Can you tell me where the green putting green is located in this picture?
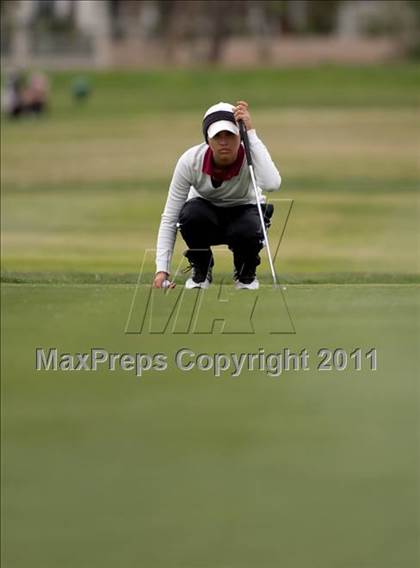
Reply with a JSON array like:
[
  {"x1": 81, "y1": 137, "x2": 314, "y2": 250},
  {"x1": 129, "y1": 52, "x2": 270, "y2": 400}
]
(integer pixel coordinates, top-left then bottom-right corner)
[{"x1": 2, "y1": 283, "x2": 419, "y2": 567}]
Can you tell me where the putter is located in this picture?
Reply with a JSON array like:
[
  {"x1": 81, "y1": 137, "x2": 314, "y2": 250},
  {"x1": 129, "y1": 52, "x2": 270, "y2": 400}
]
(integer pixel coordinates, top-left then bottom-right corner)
[{"x1": 238, "y1": 120, "x2": 278, "y2": 287}]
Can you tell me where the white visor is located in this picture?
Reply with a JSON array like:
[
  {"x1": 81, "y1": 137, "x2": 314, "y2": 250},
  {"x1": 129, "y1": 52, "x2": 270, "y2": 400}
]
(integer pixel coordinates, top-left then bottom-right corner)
[{"x1": 207, "y1": 120, "x2": 239, "y2": 139}]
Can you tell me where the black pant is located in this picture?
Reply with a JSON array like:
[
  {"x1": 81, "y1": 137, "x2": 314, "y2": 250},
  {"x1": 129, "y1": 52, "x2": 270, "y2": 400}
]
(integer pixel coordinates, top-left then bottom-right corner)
[{"x1": 178, "y1": 197, "x2": 263, "y2": 275}]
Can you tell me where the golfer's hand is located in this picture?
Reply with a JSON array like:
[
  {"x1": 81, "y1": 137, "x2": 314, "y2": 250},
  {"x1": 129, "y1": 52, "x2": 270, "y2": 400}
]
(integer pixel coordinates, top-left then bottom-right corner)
[
  {"x1": 234, "y1": 101, "x2": 253, "y2": 131},
  {"x1": 153, "y1": 271, "x2": 176, "y2": 289}
]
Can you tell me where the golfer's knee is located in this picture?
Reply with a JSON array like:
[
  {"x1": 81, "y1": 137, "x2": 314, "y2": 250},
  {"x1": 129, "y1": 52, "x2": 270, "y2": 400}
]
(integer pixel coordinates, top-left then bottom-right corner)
[
  {"x1": 227, "y1": 226, "x2": 263, "y2": 247},
  {"x1": 179, "y1": 215, "x2": 211, "y2": 236},
  {"x1": 179, "y1": 202, "x2": 216, "y2": 233}
]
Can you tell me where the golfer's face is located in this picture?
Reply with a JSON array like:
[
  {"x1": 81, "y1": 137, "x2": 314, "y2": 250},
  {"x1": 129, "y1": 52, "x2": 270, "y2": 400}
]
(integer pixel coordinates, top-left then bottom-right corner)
[{"x1": 209, "y1": 131, "x2": 241, "y2": 166}]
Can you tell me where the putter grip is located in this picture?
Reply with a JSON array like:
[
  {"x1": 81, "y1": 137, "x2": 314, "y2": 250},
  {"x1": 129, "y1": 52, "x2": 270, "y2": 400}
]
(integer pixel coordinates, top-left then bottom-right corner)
[{"x1": 238, "y1": 120, "x2": 253, "y2": 166}]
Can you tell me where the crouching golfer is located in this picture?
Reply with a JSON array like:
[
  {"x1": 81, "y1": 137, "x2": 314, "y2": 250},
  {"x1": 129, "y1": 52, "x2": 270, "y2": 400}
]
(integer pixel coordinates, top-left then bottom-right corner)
[{"x1": 153, "y1": 101, "x2": 281, "y2": 290}]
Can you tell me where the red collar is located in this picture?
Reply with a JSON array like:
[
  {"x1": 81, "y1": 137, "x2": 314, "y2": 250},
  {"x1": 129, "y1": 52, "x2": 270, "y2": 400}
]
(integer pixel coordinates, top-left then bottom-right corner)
[{"x1": 202, "y1": 145, "x2": 244, "y2": 181}]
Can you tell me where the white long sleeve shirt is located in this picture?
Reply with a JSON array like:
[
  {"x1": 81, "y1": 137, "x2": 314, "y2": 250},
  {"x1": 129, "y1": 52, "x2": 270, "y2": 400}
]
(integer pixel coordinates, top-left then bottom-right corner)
[{"x1": 155, "y1": 129, "x2": 281, "y2": 274}]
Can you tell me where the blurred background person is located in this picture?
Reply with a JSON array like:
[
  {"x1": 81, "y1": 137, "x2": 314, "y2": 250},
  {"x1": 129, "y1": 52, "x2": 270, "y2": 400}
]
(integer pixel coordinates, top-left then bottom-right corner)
[
  {"x1": 22, "y1": 70, "x2": 49, "y2": 115},
  {"x1": 2, "y1": 69, "x2": 49, "y2": 118}
]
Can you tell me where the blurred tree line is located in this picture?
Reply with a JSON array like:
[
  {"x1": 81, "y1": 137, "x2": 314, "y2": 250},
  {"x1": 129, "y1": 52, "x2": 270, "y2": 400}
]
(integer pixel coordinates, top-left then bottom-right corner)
[
  {"x1": 111, "y1": 0, "x2": 342, "y2": 62},
  {"x1": 110, "y1": 0, "x2": 420, "y2": 62},
  {"x1": 2, "y1": 0, "x2": 419, "y2": 63}
]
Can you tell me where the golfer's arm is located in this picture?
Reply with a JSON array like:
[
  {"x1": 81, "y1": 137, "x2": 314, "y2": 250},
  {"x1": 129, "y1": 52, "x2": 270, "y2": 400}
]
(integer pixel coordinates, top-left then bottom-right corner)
[
  {"x1": 156, "y1": 158, "x2": 192, "y2": 274},
  {"x1": 248, "y1": 130, "x2": 281, "y2": 191}
]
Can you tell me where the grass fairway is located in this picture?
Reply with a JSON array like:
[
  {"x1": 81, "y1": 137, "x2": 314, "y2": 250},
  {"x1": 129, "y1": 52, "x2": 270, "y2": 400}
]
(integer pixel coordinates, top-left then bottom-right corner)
[
  {"x1": 2, "y1": 65, "x2": 420, "y2": 567},
  {"x1": 2, "y1": 65, "x2": 419, "y2": 278}
]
